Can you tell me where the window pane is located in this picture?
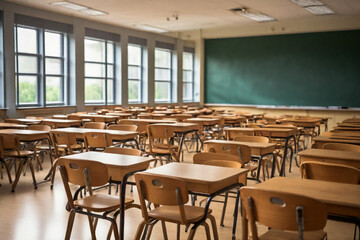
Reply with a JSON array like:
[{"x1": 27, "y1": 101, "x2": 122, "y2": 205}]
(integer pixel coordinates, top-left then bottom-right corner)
[
  {"x1": 85, "y1": 38, "x2": 105, "y2": 62},
  {"x1": 46, "y1": 77, "x2": 61, "y2": 103},
  {"x1": 18, "y1": 75, "x2": 37, "y2": 104},
  {"x1": 85, "y1": 78, "x2": 105, "y2": 102},
  {"x1": 183, "y1": 83, "x2": 193, "y2": 101},
  {"x1": 128, "y1": 80, "x2": 140, "y2": 101},
  {"x1": 107, "y1": 80, "x2": 114, "y2": 102},
  {"x1": 45, "y1": 32, "x2": 61, "y2": 57},
  {"x1": 128, "y1": 66, "x2": 140, "y2": 79},
  {"x1": 183, "y1": 52, "x2": 193, "y2": 70},
  {"x1": 155, "y1": 49, "x2": 171, "y2": 68},
  {"x1": 107, "y1": 42, "x2": 114, "y2": 63},
  {"x1": 183, "y1": 70, "x2": 193, "y2": 82},
  {"x1": 18, "y1": 55, "x2": 38, "y2": 74},
  {"x1": 107, "y1": 65, "x2": 114, "y2": 79},
  {"x1": 85, "y1": 63, "x2": 105, "y2": 78},
  {"x1": 128, "y1": 45, "x2": 141, "y2": 65},
  {"x1": 155, "y1": 81, "x2": 170, "y2": 102},
  {"x1": 46, "y1": 58, "x2": 62, "y2": 75},
  {"x1": 155, "y1": 68, "x2": 170, "y2": 81},
  {"x1": 17, "y1": 27, "x2": 37, "y2": 54}
]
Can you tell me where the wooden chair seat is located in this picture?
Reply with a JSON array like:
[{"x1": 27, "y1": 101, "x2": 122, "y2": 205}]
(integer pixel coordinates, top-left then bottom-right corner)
[
  {"x1": 74, "y1": 194, "x2": 134, "y2": 212},
  {"x1": 5, "y1": 150, "x2": 34, "y2": 157},
  {"x1": 259, "y1": 229, "x2": 327, "y2": 240},
  {"x1": 148, "y1": 205, "x2": 212, "y2": 223},
  {"x1": 154, "y1": 143, "x2": 179, "y2": 150}
]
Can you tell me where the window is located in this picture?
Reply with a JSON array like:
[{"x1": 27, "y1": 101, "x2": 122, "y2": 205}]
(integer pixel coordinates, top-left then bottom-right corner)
[
  {"x1": 15, "y1": 25, "x2": 67, "y2": 106},
  {"x1": 182, "y1": 51, "x2": 194, "y2": 102},
  {"x1": 128, "y1": 44, "x2": 143, "y2": 103},
  {"x1": 155, "y1": 48, "x2": 172, "y2": 102},
  {"x1": 84, "y1": 38, "x2": 115, "y2": 104},
  {"x1": 0, "y1": 12, "x2": 3, "y2": 108}
]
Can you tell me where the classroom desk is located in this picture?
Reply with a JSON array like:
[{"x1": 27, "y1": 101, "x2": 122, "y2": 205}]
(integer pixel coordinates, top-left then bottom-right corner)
[
  {"x1": 105, "y1": 112, "x2": 133, "y2": 119},
  {"x1": 333, "y1": 127, "x2": 360, "y2": 131},
  {"x1": 0, "y1": 122, "x2": 27, "y2": 129},
  {"x1": 242, "y1": 177, "x2": 360, "y2": 240},
  {"x1": 52, "y1": 115, "x2": 69, "y2": 120},
  {"x1": 330, "y1": 131, "x2": 360, "y2": 138},
  {"x1": 41, "y1": 119, "x2": 81, "y2": 128},
  {"x1": 337, "y1": 122, "x2": 360, "y2": 128},
  {"x1": 343, "y1": 118, "x2": 360, "y2": 123},
  {"x1": 5, "y1": 118, "x2": 41, "y2": 125},
  {"x1": 299, "y1": 148, "x2": 360, "y2": 168},
  {"x1": 59, "y1": 152, "x2": 154, "y2": 240},
  {"x1": 51, "y1": 128, "x2": 140, "y2": 148},
  {"x1": 225, "y1": 127, "x2": 296, "y2": 176},
  {"x1": 313, "y1": 136, "x2": 360, "y2": 148},
  {"x1": 277, "y1": 118, "x2": 322, "y2": 135},
  {"x1": 0, "y1": 129, "x2": 51, "y2": 191},
  {"x1": 145, "y1": 162, "x2": 249, "y2": 240}
]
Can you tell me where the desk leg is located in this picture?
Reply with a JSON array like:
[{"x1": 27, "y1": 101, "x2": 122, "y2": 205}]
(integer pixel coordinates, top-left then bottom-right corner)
[
  {"x1": 232, "y1": 188, "x2": 240, "y2": 240},
  {"x1": 177, "y1": 132, "x2": 187, "y2": 162},
  {"x1": 241, "y1": 205, "x2": 248, "y2": 240},
  {"x1": 279, "y1": 136, "x2": 291, "y2": 177},
  {"x1": 194, "y1": 131, "x2": 203, "y2": 152},
  {"x1": 270, "y1": 153, "x2": 276, "y2": 178},
  {"x1": 119, "y1": 173, "x2": 131, "y2": 240}
]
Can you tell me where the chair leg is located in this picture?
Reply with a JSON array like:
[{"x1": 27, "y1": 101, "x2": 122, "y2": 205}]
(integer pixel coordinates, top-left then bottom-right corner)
[
  {"x1": 209, "y1": 214, "x2": 219, "y2": 240},
  {"x1": 110, "y1": 217, "x2": 119, "y2": 240},
  {"x1": 134, "y1": 220, "x2": 147, "y2": 240},
  {"x1": 11, "y1": 159, "x2": 26, "y2": 192},
  {"x1": 2, "y1": 160, "x2": 13, "y2": 183},
  {"x1": 87, "y1": 211, "x2": 96, "y2": 240},
  {"x1": 65, "y1": 210, "x2": 76, "y2": 240},
  {"x1": 220, "y1": 191, "x2": 229, "y2": 227},
  {"x1": 176, "y1": 224, "x2": 180, "y2": 240},
  {"x1": 145, "y1": 220, "x2": 158, "y2": 240},
  {"x1": 187, "y1": 227, "x2": 196, "y2": 240},
  {"x1": 161, "y1": 221, "x2": 168, "y2": 240},
  {"x1": 201, "y1": 222, "x2": 211, "y2": 240},
  {"x1": 27, "y1": 159, "x2": 38, "y2": 189}
]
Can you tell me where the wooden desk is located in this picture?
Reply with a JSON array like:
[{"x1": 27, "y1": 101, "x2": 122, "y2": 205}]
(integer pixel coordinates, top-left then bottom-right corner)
[
  {"x1": 60, "y1": 152, "x2": 154, "y2": 240},
  {"x1": 145, "y1": 162, "x2": 248, "y2": 239},
  {"x1": 225, "y1": 128, "x2": 296, "y2": 176},
  {"x1": 105, "y1": 112, "x2": 132, "y2": 119},
  {"x1": 187, "y1": 117, "x2": 220, "y2": 126},
  {"x1": 333, "y1": 127, "x2": 360, "y2": 131},
  {"x1": 0, "y1": 122, "x2": 28, "y2": 129},
  {"x1": 119, "y1": 119, "x2": 176, "y2": 133},
  {"x1": 52, "y1": 115, "x2": 68, "y2": 120},
  {"x1": 242, "y1": 177, "x2": 360, "y2": 240},
  {"x1": 299, "y1": 148, "x2": 360, "y2": 168},
  {"x1": 330, "y1": 131, "x2": 360, "y2": 138},
  {"x1": 337, "y1": 123, "x2": 360, "y2": 128},
  {"x1": 5, "y1": 118, "x2": 41, "y2": 125},
  {"x1": 313, "y1": 136, "x2": 360, "y2": 148},
  {"x1": 343, "y1": 118, "x2": 360, "y2": 124},
  {"x1": 41, "y1": 119, "x2": 81, "y2": 128},
  {"x1": 51, "y1": 128, "x2": 139, "y2": 148}
]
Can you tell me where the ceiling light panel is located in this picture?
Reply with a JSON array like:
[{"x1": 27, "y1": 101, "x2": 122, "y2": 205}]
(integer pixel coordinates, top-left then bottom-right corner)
[
  {"x1": 135, "y1": 24, "x2": 168, "y2": 33},
  {"x1": 240, "y1": 11, "x2": 276, "y2": 22},
  {"x1": 305, "y1": 5, "x2": 335, "y2": 15},
  {"x1": 290, "y1": 0, "x2": 324, "y2": 7},
  {"x1": 81, "y1": 9, "x2": 107, "y2": 16},
  {"x1": 51, "y1": 1, "x2": 88, "y2": 11}
]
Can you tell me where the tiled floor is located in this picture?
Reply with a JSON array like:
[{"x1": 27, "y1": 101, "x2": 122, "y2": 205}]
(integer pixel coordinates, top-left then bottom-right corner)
[{"x1": 0, "y1": 150, "x2": 356, "y2": 240}]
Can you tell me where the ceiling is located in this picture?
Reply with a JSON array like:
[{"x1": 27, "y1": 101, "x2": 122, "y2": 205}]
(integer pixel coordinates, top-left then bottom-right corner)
[{"x1": 5, "y1": 0, "x2": 360, "y2": 33}]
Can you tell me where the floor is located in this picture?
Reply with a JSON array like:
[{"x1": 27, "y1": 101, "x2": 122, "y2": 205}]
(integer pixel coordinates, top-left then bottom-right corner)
[{"x1": 0, "y1": 148, "x2": 357, "y2": 240}]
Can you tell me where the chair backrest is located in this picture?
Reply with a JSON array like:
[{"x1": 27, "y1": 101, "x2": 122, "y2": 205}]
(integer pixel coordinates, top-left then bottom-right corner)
[
  {"x1": 233, "y1": 136, "x2": 269, "y2": 143},
  {"x1": 204, "y1": 142, "x2": 252, "y2": 165},
  {"x1": 134, "y1": 172, "x2": 189, "y2": 223},
  {"x1": 228, "y1": 131, "x2": 254, "y2": 139},
  {"x1": 193, "y1": 152, "x2": 241, "y2": 165},
  {"x1": 51, "y1": 131, "x2": 79, "y2": 157},
  {"x1": 203, "y1": 159, "x2": 242, "y2": 168},
  {"x1": 322, "y1": 143, "x2": 360, "y2": 152},
  {"x1": 56, "y1": 158, "x2": 109, "y2": 209},
  {"x1": 84, "y1": 122, "x2": 106, "y2": 129},
  {"x1": 67, "y1": 115, "x2": 82, "y2": 121},
  {"x1": 0, "y1": 133, "x2": 20, "y2": 151},
  {"x1": 240, "y1": 187, "x2": 327, "y2": 240},
  {"x1": 28, "y1": 124, "x2": 52, "y2": 131},
  {"x1": 84, "y1": 132, "x2": 112, "y2": 151},
  {"x1": 104, "y1": 147, "x2": 142, "y2": 156},
  {"x1": 300, "y1": 161, "x2": 360, "y2": 184},
  {"x1": 108, "y1": 124, "x2": 137, "y2": 131},
  {"x1": 147, "y1": 125, "x2": 173, "y2": 152}
]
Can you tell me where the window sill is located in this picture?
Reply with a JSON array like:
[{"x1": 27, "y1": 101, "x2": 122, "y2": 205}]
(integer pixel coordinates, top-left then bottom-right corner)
[{"x1": 16, "y1": 105, "x2": 76, "y2": 110}]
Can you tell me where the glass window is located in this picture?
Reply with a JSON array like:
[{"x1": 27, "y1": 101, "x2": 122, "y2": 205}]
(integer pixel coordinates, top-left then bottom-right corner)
[
  {"x1": 155, "y1": 48, "x2": 172, "y2": 102},
  {"x1": 84, "y1": 38, "x2": 115, "y2": 104},
  {"x1": 128, "y1": 44, "x2": 143, "y2": 103},
  {"x1": 15, "y1": 25, "x2": 67, "y2": 106},
  {"x1": 182, "y1": 52, "x2": 194, "y2": 102}
]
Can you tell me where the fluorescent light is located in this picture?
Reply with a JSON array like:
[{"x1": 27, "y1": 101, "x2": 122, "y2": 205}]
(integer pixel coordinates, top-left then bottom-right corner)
[
  {"x1": 81, "y1": 9, "x2": 107, "y2": 16},
  {"x1": 240, "y1": 11, "x2": 276, "y2": 22},
  {"x1": 305, "y1": 5, "x2": 335, "y2": 15},
  {"x1": 290, "y1": 0, "x2": 324, "y2": 7},
  {"x1": 135, "y1": 24, "x2": 168, "y2": 33},
  {"x1": 51, "y1": 1, "x2": 88, "y2": 11}
]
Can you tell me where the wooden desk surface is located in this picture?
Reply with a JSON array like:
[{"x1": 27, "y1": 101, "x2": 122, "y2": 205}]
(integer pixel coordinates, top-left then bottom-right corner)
[
  {"x1": 187, "y1": 118, "x2": 220, "y2": 126},
  {"x1": 333, "y1": 127, "x2": 360, "y2": 131},
  {"x1": 343, "y1": 118, "x2": 360, "y2": 123},
  {"x1": 52, "y1": 115, "x2": 68, "y2": 119},
  {"x1": 331, "y1": 131, "x2": 360, "y2": 138},
  {"x1": 5, "y1": 118, "x2": 41, "y2": 125},
  {"x1": 0, "y1": 129, "x2": 49, "y2": 141},
  {"x1": 0, "y1": 123, "x2": 28, "y2": 129},
  {"x1": 42, "y1": 119, "x2": 81, "y2": 127},
  {"x1": 106, "y1": 112, "x2": 132, "y2": 117},
  {"x1": 226, "y1": 127, "x2": 296, "y2": 137},
  {"x1": 51, "y1": 128, "x2": 139, "y2": 140},
  {"x1": 60, "y1": 152, "x2": 154, "y2": 182},
  {"x1": 152, "y1": 123, "x2": 199, "y2": 133},
  {"x1": 144, "y1": 162, "x2": 248, "y2": 194},
  {"x1": 337, "y1": 123, "x2": 360, "y2": 128},
  {"x1": 254, "y1": 177, "x2": 360, "y2": 219},
  {"x1": 313, "y1": 136, "x2": 360, "y2": 148},
  {"x1": 205, "y1": 139, "x2": 276, "y2": 155},
  {"x1": 120, "y1": 119, "x2": 176, "y2": 124},
  {"x1": 299, "y1": 149, "x2": 360, "y2": 168}
]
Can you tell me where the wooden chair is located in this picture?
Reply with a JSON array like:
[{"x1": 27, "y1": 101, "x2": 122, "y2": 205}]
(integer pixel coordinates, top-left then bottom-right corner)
[
  {"x1": 104, "y1": 146, "x2": 142, "y2": 156},
  {"x1": 84, "y1": 132, "x2": 112, "y2": 151},
  {"x1": 84, "y1": 122, "x2": 106, "y2": 129},
  {"x1": 322, "y1": 143, "x2": 360, "y2": 152},
  {"x1": 28, "y1": 125, "x2": 53, "y2": 171},
  {"x1": 193, "y1": 152, "x2": 240, "y2": 165},
  {"x1": 240, "y1": 187, "x2": 327, "y2": 240},
  {"x1": 300, "y1": 161, "x2": 360, "y2": 184},
  {"x1": 0, "y1": 135, "x2": 13, "y2": 185},
  {"x1": 134, "y1": 172, "x2": 219, "y2": 240},
  {"x1": 57, "y1": 158, "x2": 137, "y2": 240},
  {"x1": 108, "y1": 124, "x2": 137, "y2": 131},
  {"x1": 0, "y1": 133, "x2": 37, "y2": 192},
  {"x1": 51, "y1": 132, "x2": 83, "y2": 158},
  {"x1": 146, "y1": 125, "x2": 180, "y2": 164}
]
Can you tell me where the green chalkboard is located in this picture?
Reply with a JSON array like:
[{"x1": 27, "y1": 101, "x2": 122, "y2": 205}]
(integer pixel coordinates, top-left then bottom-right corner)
[{"x1": 205, "y1": 30, "x2": 360, "y2": 108}]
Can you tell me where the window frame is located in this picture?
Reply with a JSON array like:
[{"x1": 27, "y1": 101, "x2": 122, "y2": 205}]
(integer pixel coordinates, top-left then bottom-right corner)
[
  {"x1": 128, "y1": 43, "x2": 144, "y2": 104},
  {"x1": 84, "y1": 37, "x2": 116, "y2": 105},
  {"x1": 154, "y1": 48, "x2": 173, "y2": 103},
  {"x1": 182, "y1": 51, "x2": 195, "y2": 102},
  {"x1": 14, "y1": 24, "x2": 68, "y2": 107}
]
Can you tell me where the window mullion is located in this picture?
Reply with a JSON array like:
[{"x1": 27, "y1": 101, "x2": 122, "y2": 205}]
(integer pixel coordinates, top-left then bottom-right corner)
[{"x1": 40, "y1": 29, "x2": 45, "y2": 107}]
